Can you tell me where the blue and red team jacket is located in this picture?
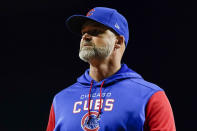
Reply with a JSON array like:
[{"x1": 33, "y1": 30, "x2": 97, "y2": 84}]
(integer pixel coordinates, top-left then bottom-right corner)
[{"x1": 47, "y1": 64, "x2": 176, "y2": 131}]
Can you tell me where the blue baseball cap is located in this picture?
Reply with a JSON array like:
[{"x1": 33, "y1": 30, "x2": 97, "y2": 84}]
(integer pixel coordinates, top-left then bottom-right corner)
[{"x1": 66, "y1": 7, "x2": 129, "y2": 46}]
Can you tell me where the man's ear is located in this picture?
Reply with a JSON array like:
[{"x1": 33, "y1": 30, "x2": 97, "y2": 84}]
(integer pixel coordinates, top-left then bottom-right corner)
[{"x1": 114, "y1": 35, "x2": 124, "y2": 49}]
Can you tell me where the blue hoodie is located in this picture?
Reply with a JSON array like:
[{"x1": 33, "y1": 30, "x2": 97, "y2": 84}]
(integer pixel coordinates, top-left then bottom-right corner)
[{"x1": 52, "y1": 64, "x2": 163, "y2": 131}]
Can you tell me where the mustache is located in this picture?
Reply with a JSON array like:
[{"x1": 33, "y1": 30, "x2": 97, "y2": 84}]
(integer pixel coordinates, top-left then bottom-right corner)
[{"x1": 81, "y1": 41, "x2": 94, "y2": 46}]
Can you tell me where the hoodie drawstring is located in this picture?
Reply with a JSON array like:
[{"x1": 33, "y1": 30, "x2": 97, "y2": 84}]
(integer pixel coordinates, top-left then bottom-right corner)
[
  {"x1": 88, "y1": 80, "x2": 94, "y2": 118},
  {"x1": 98, "y1": 81, "x2": 105, "y2": 117},
  {"x1": 88, "y1": 80, "x2": 105, "y2": 120}
]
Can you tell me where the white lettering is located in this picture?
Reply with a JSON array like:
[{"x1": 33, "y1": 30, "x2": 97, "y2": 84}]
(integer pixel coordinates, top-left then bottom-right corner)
[
  {"x1": 94, "y1": 99, "x2": 104, "y2": 110},
  {"x1": 73, "y1": 101, "x2": 82, "y2": 113},
  {"x1": 80, "y1": 93, "x2": 112, "y2": 99},
  {"x1": 104, "y1": 99, "x2": 114, "y2": 111},
  {"x1": 106, "y1": 93, "x2": 111, "y2": 97},
  {"x1": 73, "y1": 99, "x2": 114, "y2": 113},
  {"x1": 80, "y1": 95, "x2": 84, "y2": 99},
  {"x1": 83, "y1": 100, "x2": 93, "y2": 110},
  {"x1": 92, "y1": 93, "x2": 96, "y2": 97}
]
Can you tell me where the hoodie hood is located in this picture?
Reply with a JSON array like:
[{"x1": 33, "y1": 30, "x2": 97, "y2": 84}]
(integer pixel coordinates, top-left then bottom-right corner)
[{"x1": 77, "y1": 64, "x2": 142, "y2": 87}]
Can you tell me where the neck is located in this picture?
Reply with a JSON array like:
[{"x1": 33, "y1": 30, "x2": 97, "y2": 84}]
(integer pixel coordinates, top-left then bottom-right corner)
[{"x1": 89, "y1": 58, "x2": 121, "y2": 82}]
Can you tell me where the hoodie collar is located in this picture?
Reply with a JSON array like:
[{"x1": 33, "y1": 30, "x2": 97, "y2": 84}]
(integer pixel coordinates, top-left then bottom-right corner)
[{"x1": 77, "y1": 63, "x2": 142, "y2": 87}]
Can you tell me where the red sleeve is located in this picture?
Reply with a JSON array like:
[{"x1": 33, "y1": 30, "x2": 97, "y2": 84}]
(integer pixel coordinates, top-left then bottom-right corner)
[
  {"x1": 46, "y1": 104, "x2": 55, "y2": 131},
  {"x1": 144, "y1": 91, "x2": 176, "y2": 131}
]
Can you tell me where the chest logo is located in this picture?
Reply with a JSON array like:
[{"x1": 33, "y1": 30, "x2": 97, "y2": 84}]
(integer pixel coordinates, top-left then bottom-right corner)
[{"x1": 81, "y1": 111, "x2": 100, "y2": 131}]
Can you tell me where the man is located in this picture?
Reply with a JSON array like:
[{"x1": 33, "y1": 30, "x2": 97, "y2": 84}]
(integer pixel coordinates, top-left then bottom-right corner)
[{"x1": 47, "y1": 7, "x2": 176, "y2": 131}]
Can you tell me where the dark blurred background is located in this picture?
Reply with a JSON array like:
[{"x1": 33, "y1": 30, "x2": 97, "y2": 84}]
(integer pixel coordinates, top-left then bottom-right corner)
[{"x1": 0, "y1": 0, "x2": 194, "y2": 130}]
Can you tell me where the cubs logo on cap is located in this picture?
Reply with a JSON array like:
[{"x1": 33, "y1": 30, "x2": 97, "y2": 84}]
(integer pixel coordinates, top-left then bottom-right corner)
[
  {"x1": 65, "y1": 7, "x2": 129, "y2": 46},
  {"x1": 86, "y1": 9, "x2": 95, "y2": 16}
]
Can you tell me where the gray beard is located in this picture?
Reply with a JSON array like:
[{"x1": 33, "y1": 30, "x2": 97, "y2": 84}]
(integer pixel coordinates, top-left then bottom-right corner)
[{"x1": 79, "y1": 44, "x2": 113, "y2": 62}]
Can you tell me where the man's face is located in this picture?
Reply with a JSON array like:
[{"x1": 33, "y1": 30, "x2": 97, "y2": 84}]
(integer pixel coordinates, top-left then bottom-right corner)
[{"x1": 79, "y1": 21, "x2": 117, "y2": 62}]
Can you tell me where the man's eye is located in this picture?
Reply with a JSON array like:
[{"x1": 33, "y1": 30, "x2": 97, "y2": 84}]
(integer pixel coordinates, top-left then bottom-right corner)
[
  {"x1": 81, "y1": 30, "x2": 103, "y2": 36},
  {"x1": 89, "y1": 30, "x2": 101, "y2": 36}
]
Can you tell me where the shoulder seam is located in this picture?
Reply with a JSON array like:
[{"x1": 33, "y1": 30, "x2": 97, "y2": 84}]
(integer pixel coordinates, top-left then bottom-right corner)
[{"x1": 128, "y1": 79, "x2": 163, "y2": 91}]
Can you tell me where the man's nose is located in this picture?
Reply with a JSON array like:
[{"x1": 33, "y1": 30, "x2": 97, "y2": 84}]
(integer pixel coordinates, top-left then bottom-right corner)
[{"x1": 82, "y1": 33, "x2": 92, "y2": 41}]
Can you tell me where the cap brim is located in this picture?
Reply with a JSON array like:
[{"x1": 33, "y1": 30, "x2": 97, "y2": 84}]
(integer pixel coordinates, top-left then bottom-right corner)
[{"x1": 66, "y1": 15, "x2": 96, "y2": 35}]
